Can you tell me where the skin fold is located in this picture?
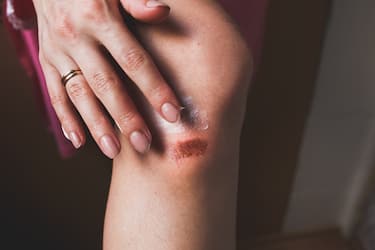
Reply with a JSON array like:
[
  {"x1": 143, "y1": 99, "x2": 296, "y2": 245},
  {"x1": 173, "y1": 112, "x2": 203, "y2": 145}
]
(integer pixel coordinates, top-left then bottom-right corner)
[{"x1": 104, "y1": 0, "x2": 252, "y2": 249}]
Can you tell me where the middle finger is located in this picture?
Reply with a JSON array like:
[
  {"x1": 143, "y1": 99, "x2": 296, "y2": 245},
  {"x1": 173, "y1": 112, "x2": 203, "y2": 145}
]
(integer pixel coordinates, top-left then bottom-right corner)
[{"x1": 71, "y1": 43, "x2": 152, "y2": 154}]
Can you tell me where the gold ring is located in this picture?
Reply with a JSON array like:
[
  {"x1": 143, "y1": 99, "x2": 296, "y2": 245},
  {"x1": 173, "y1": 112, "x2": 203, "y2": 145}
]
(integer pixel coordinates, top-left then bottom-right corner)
[{"x1": 61, "y1": 69, "x2": 83, "y2": 86}]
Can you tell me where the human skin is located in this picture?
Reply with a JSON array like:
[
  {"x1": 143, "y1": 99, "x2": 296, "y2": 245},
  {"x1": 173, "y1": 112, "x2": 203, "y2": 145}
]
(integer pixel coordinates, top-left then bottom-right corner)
[
  {"x1": 104, "y1": 0, "x2": 252, "y2": 249},
  {"x1": 32, "y1": 0, "x2": 183, "y2": 158}
]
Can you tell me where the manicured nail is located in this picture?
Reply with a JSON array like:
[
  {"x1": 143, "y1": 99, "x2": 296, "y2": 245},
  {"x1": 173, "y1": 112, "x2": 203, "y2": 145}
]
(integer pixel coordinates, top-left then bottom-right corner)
[
  {"x1": 146, "y1": 0, "x2": 168, "y2": 8},
  {"x1": 161, "y1": 102, "x2": 181, "y2": 123},
  {"x1": 70, "y1": 132, "x2": 82, "y2": 149},
  {"x1": 62, "y1": 127, "x2": 70, "y2": 140},
  {"x1": 100, "y1": 135, "x2": 120, "y2": 159},
  {"x1": 130, "y1": 131, "x2": 151, "y2": 154}
]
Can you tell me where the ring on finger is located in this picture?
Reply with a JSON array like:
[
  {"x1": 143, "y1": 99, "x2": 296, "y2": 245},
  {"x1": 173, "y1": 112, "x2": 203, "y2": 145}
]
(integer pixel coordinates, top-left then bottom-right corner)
[{"x1": 61, "y1": 69, "x2": 83, "y2": 86}]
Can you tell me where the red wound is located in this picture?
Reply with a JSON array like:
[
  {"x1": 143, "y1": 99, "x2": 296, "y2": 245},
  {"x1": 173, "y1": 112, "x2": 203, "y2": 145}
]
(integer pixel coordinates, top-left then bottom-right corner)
[{"x1": 174, "y1": 139, "x2": 208, "y2": 159}]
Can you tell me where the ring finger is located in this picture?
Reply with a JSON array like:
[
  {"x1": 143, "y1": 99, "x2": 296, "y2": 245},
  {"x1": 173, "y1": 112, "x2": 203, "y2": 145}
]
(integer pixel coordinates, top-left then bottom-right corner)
[
  {"x1": 40, "y1": 58, "x2": 86, "y2": 149},
  {"x1": 54, "y1": 55, "x2": 121, "y2": 159}
]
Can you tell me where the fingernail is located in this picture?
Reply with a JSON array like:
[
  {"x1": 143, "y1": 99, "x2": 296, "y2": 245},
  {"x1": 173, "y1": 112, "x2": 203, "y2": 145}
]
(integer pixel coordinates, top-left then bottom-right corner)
[
  {"x1": 130, "y1": 131, "x2": 151, "y2": 154},
  {"x1": 146, "y1": 0, "x2": 168, "y2": 8},
  {"x1": 161, "y1": 102, "x2": 181, "y2": 123},
  {"x1": 100, "y1": 135, "x2": 120, "y2": 159},
  {"x1": 62, "y1": 127, "x2": 70, "y2": 140},
  {"x1": 70, "y1": 132, "x2": 82, "y2": 149}
]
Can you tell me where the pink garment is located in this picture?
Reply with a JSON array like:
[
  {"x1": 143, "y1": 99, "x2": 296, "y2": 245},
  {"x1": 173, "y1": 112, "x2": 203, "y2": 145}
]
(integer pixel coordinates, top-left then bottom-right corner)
[
  {"x1": 2, "y1": 0, "x2": 76, "y2": 158},
  {"x1": 2, "y1": 0, "x2": 268, "y2": 158}
]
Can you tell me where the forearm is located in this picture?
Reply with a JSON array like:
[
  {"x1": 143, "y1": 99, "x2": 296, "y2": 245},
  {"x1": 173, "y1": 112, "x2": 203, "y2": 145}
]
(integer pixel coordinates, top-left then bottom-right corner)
[{"x1": 104, "y1": 1, "x2": 251, "y2": 249}]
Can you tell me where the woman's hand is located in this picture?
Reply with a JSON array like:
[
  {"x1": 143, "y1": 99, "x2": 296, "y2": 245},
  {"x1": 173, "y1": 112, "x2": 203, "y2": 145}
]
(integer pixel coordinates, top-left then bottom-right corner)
[{"x1": 32, "y1": 0, "x2": 182, "y2": 158}]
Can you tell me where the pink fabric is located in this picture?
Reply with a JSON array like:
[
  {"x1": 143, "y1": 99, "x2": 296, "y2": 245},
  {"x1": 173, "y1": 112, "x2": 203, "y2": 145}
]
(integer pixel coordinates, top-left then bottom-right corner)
[
  {"x1": 3, "y1": 0, "x2": 76, "y2": 158},
  {"x1": 3, "y1": 0, "x2": 268, "y2": 158},
  {"x1": 22, "y1": 31, "x2": 76, "y2": 158}
]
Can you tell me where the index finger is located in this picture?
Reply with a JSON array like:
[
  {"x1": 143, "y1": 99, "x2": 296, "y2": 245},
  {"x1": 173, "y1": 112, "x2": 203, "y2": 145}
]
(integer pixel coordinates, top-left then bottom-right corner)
[{"x1": 95, "y1": 20, "x2": 182, "y2": 124}]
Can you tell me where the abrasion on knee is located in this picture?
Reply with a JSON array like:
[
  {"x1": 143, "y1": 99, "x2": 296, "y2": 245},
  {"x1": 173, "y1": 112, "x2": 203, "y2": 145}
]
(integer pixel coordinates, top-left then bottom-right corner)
[{"x1": 173, "y1": 138, "x2": 208, "y2": 159}]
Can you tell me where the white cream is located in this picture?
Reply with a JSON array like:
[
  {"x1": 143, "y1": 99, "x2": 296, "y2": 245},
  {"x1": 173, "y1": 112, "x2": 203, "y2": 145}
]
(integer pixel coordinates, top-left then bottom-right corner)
[{"x1": 154, "y1": 96, "x2": 209, "y2": 134}]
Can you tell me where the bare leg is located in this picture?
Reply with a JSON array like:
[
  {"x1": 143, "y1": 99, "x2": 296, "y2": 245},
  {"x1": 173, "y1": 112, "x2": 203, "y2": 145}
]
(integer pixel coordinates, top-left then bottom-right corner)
[{"x1": 104, "y1": 1, "x2": 252, "y2": 249}]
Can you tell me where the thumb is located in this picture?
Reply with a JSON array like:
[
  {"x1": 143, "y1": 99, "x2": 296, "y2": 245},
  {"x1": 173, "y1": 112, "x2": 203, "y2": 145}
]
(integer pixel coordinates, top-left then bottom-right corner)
[{"x1": 120, "y1": 0, "x2": 170, "y2": 23}]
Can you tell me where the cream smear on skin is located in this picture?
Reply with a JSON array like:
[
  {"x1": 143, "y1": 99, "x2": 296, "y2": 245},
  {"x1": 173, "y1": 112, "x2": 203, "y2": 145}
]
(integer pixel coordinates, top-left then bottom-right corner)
[{"x1": 156, "y1": 96, "x2": 209, "y2": 134}]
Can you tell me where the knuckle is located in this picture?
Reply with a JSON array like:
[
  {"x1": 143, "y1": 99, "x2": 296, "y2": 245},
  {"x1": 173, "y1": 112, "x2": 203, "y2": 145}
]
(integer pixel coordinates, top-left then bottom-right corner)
[
  {"x1": 59, "y1": 115, "x2": 75, "y2": 128},
  {"x1": 54, "y1": 14, "x2": 77, "y2": 40},
  {"x1": 122, "y1": 49, "x2": 147, "y2": 72},
  {"x1": 91, "y1": 116, "x2": 107, "y2": 134},
  {"x1": 66, "y1": 81, "x2": 88, "y2": 99},
  {"x1": 118, "y1": 111, "x2": 137, "y2": 127},
  {"x1": 91, "y1": 73, "x2": 116, "y2": 94},
  {"x1": 82, "y1": 1, "x2": 109, "y2": 23},
  {"x1": 50, "y1": 93, "x2": 67, "y2": 108},
  {"x1": 150, "y1": 84, "x2": 169, "y2": 103}
]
